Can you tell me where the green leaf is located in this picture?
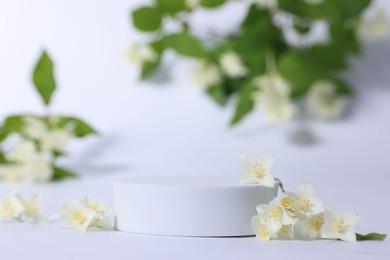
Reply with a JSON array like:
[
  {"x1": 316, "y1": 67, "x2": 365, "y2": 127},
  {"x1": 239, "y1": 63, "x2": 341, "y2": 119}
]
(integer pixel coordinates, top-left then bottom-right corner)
[
  {"x1": 166, "y1": 32, "x2": 206, "y2": 57},
  {"x1": 206, "y1": 85, "x2": 226, "y2": 106},
  {"x1": 356, "y1": 233, "x2": 387, "y2": 241},
  {"x1": 278, "y1": 0, "x2": 339, "y2": 21},
  {"x1": 2, "y1": 115, "x2": 26, "y2": 134},
  {"x1": 309, "y1": 45, "x2": 347, "y2": 70},
  {"x1": 200, "y1": 0, "x2": 226, "y2": 8},
  {"x1": 340, "y1": 0, "x2": 371, "y2": 20},
  {"x1": 238, "y1": 5, "x2": 285, "y2": 59},
  {"x1": 230, "y1": 82, "x2": 256, "y2": 126},
  {"x1": 278, "y1": 51, "x2": 324, "y2": 98},
  {"x1": 52, "y1": 166, "x2": 78, "y2": 181},
  {"x1": 0, "y1": 127, "x2": 8, "y2": 142},
  {"x1": 57, "y1": 116, "x2": 98, "y2": 137},
  {"x1": 141, "y1": 61, "x2": 161, "y2": 79},
  {"x1": 332, "y1": 78, "x2": 353, "y2": 96},
  {"x1": 32, "y1": 50, "x2": 56, "y2": 106},
  {"x1": 157, "y1": 0, "x2": 187, "y2": 15},
  {"x1": 241, "y1": 5, "x2": 269, "y2": 30},
  {"x1": 0, "y1": 151, "x2": 7, "y2": 164},
  {"x1": 330, "y1": 25, "x2": 360, "y2": 55},
  {"x1": 140, "y1": 39, "x2": 166, "y2": 79},
  {"x1": 132, "y1": 6, "x2": 162, "y2": 32}
]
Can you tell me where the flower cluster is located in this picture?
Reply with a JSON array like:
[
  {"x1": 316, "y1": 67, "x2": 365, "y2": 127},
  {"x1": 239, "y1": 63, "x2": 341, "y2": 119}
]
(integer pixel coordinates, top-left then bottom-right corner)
[
  {"x1": 0, "y1": 191, "x2": 113, "y2": 232},
  {"x1": 0, "y1": 191, "x2": 46, "y2": 223},
  {"x1": 59, "y1": 196, "x2": 113, "y2": 232},
  {"x1": 130, "y1": 0, "x2": 388, "y2": 128},
  {"x1": 252, "y1": 184, "x2": 360, "y2": 242},
  {"x1": 253, "y1": 72, "x2": 297, "y2": 124},
  {"x1": 240, "y1": 154, "x2": 385, "y2": 242},
  {"x1": 0, "y1": 117, "x2": 73, "y2": 183},
  {"x1": 0, "y1": 50, "x2": 97, "y2": 183}
]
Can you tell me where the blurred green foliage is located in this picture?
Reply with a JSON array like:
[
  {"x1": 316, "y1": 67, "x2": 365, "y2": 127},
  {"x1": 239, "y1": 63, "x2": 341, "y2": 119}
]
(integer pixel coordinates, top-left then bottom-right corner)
[{"x1": 131, "y1": 0, "x2": 372, "y2": 125}]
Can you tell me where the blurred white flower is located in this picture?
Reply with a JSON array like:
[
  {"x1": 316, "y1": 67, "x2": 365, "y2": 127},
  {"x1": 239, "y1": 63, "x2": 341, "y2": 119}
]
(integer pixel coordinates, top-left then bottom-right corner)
[
  {"x1": 0, "y1": 165, "x2": 28, "y2": 183},
  {"x1": 186, "y1": 0, "x2": 200, "y2": 9},
  {"x1": 358, "y1": 9, "x2": 388, "y2": 40},
  {"x1": 272, "y1": 224, "x2": 294, "y2": 240},
  {"x1": 191, "y1": 60, "x2": 221, "y2": 87},
  {"x1": 306, "y1": 80, "x2": 346, "y2": 120},
  {"x1": 274, "y1": 13, "x2": 329, "y2": 48},
  {"x1": 321, "y1": 207, "x2": 359, "y2": 242},
  {"x1": 251, "y1": 215, "x2": 272, "y2": 240},
  {"x1": 239, "y1": 154, "x2": 275, "y2": 187},
  {"x1": 60, "y1": 196, "x2": 113, "y2": 232},
  {"x1": 0, "y1": 191, "x2": 25, "y2": 220},
  {"x1": 125, "y1": 43, "x2": 158, "y2": 64},
  {"x1": 290, "y1": 184, "x2": 324, "y2": 218},
  {"x1": 24, "y1": 152, "x2": 53, "y2": 182},
  {"x1": 15, "y1": 193, "x2": 47, "y2": 223},
  {"x1": 60, "y1": 200, "x2": 96, "y2": 232},
  {"x1": 219, "y1": 51, "x2": 247, "y2": 78},
  {"x1": 254, "y1": 73, "x2": 297, "y2": 124},
  {"x1": 294, "y1": 213, "x2": 324, "y2": 240},
  {"x1": 245, "y1": 0, "x2": 277, "y2": 10},
  {"x1": 40, "y1": 129, "x2": 72, "y2": 152},
  {"x1": 23, "y1": 117, "x2": 47, "y2": 140},
  {"x1": 7, "y1": 140, "x2": 36, "y2": 163},
  {"x1": 256, "y1": 198, "x2": 296, "y2": 233},
  {"x1": 79, "y1": 196, "x2": 113, "y2": 230}
]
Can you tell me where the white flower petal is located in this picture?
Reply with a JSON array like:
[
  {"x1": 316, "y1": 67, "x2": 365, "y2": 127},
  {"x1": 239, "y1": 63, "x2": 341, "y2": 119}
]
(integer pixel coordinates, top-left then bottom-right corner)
[
  {"x1": 342, "y1": 211, "x2": 360, "y2": 227},
  {"x1": 272, "y1": 225, "x2": 294, "y2": 240},
  {"x1": 251, "y1": 215, "x2": 272, "y2": 240},
  {"x1": 256, "y1": 204, "x2": 271, "y2": 218},
  {"x1": 7, "y1": 140, "x2": 36, "y2": 163},
  {"x1": 258, "y1": 174, "x2": 276, "y2": 188},
  {"x1": 339, "y1": 231, "x2": 357, "y2": 242},
  {"x1": 125, "y1": 43, "x2": 158, "y2": 64},
  {"x1": 297, "y1": 183, "x2": 315, "y2": 197},
  {"x1": 239, "y1": 154, "x2": 275, "y2": 187},
  {"x1": 254, "y1": 73, "x2": 296, "y2": 124},
  {"x1": 320, "y1": 207, "x2": 359, "y2": 242},
  {"x1": 306, "y1": 80, "x2": 346, "y2": 120},
  {"x1": 358, "y1": 8, "x2": 388, "y2": 40},
  {"x1": 219, "y1": 51, "x2": 247, "y2": 78},
  {"x1": 23, "y1": 117, "x2": 48, "y2": 140},
  {"x1": 267, "y1": 218, "x2": 282, "y2": 233},
  {"x1": 191, "y1": 60, "x2": 221, "y2": 86}
]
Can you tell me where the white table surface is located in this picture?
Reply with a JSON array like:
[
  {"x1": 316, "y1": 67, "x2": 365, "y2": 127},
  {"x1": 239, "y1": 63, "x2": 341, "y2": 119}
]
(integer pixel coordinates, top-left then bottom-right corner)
[
  {"x1": 1, "y1": 0, "x2": 390, "y2": 259},
  {"x1": 0, "y1": 171, "x2": 389, "y2": 260}
]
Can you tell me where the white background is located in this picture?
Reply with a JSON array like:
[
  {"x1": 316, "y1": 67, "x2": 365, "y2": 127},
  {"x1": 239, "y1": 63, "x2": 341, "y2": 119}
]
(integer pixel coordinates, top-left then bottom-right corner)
[{"x1": 0, "y1": 0, "x2": 390, "y2": 259}]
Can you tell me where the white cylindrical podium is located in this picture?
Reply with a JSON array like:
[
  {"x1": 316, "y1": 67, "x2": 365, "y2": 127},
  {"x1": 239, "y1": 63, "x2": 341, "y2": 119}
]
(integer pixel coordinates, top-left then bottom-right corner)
[{"x1": 114, "y1": 176, "x2": 278, "y2": 237}]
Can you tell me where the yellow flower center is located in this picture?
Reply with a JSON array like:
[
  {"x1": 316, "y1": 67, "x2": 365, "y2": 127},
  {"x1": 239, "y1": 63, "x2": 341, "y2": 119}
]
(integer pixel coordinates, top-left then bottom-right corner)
[
  {"x1": 259, "y1": 227, "x2": 271, "y2": 239},
  {"x1": 250, "y1": 163, "x2": 265, "y2": 178},
  {"x1": 5, "y1": 168, "x2": 22, "y2": 182},
  {"x1": 72, "y1": 211, "x2": 86, "y2": 224},
  {"x1": 89, "y1": 203, "x2": 101, "y2": 212},
  {"x1": 295, "y1": 196, "x2": 311, "y2": 212},
  {"x1": 279, "y1": 225, "x2": 289, "y2": 234},
  {"x1": 26, "y1": 202, "x2": 37, "y2": 215},
  {"x1": 332, "y1": 218, "x2": 348, "y2": 233},
  {"x1": 280, "y1": 197, "x2": 292, "y2": 208},
  {"x1": 309, "y1": 215, "x2": 324, "y2": 231},
  {"x1": 2, "y1": 201, "x2": 15, "y2": 215},
  {"x1": 59, "y1": 204, "x2": 68, "y2": 212},
  {"x1": 268, "y1": 206, "x2": 283, "y2": 221}
]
